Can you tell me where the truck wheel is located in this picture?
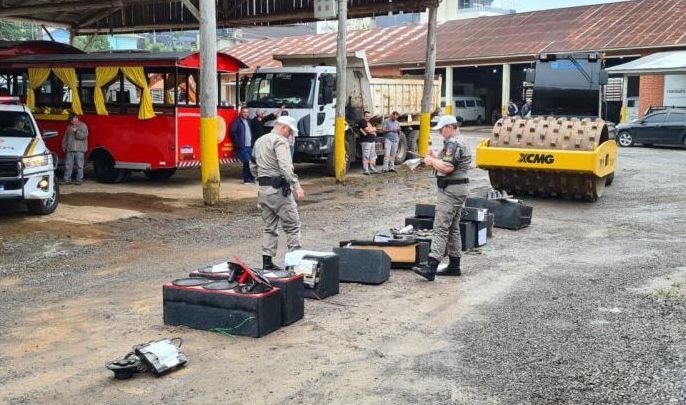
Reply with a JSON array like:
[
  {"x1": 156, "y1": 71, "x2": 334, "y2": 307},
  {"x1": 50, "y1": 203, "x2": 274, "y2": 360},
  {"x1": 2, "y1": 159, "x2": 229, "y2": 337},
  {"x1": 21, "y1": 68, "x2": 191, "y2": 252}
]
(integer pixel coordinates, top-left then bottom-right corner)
[
  {"x1": 394, "y1": 132, "x2": 408, "y2": 164},
  {"x1": 144, "y1": 168, "x2": 177, "y2": 181},
  {"x1": 406, "y1": 129, "x2": 419, "y2": 153},
  {"x1": 93, "y1": 151, "x2": 125, "y2": 184},
  {"x1": 27, "y1": 179, "x2": 59, "y2": 215},
  {"x1": 326, "y1": 133, "x2": 353, "y2": 177}
]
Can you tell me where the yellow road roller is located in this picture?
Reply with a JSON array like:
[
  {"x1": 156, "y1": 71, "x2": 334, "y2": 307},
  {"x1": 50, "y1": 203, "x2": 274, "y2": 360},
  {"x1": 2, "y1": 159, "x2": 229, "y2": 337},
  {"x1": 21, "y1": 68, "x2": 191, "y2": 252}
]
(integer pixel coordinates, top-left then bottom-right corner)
[{"x1": 476, "y1": 53, "x2": 618, "y2": 201}]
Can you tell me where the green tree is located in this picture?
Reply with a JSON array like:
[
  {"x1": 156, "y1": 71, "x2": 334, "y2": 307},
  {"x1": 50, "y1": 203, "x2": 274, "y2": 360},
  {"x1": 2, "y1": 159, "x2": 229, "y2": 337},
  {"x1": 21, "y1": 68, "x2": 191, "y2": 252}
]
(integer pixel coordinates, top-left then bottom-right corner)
[
  {"x1": 73, "y1": 35, "x2": 111, "y2": 52},
  {"x1": 0, "y1": 21, "x2": 38, "y2": 41}
]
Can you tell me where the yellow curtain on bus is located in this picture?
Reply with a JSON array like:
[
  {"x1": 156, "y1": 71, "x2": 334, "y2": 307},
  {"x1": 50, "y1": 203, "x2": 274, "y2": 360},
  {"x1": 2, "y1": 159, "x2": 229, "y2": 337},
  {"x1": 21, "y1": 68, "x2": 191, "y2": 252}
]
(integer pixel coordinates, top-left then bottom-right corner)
[
  {"x1": 26, "y1": 68, "x2": 52, "y2": 111},
  {"x1": 94, "y1": 67, "x2": 120, "y2": 116},
  {"x1": 52, "y1": 67, "x2": 83, "y2": 115},
  {"x1": 122, "y1": 67, "x2": 154, "y2": 120}
]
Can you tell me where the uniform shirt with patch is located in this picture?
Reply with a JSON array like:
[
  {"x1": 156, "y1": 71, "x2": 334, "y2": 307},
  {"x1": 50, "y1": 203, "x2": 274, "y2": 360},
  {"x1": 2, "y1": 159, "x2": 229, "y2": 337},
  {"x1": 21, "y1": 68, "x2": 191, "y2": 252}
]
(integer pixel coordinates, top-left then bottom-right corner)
[{"x1": 437, "y1": 134, "x2": 471, "y2": 179}]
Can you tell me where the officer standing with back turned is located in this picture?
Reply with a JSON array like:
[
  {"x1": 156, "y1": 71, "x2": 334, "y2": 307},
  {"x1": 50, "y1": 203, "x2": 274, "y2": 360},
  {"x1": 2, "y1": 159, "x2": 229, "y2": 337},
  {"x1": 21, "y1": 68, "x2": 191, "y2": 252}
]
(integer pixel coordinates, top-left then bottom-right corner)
[
  {"x1": 250, "y1": 116, "x2": 305, "y2": 270},
  {"x1": 413, "y1": 115, "x2": 471, "y2": 281}
]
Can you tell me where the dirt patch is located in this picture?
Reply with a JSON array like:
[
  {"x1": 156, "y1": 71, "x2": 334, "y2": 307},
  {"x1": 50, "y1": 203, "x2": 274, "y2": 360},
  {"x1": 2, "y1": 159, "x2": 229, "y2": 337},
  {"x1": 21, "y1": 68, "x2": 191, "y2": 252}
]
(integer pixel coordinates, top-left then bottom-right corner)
[{"x1": 60, "y1": 192, "x2": 188, "y2": 214}]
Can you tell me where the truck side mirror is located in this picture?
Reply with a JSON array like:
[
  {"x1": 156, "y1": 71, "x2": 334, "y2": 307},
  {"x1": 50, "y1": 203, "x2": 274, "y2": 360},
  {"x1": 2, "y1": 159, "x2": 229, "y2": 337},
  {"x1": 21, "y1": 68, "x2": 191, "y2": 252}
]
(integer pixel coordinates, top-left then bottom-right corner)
[
  {"x1": 598, "y1": 71, "x2": 609, "y2": 85},
  {"x1": 525, "y1": 69, "x2": 536, "y2": 83},
  {"x1": 239, "y1": 76, "x2": 249, "y2": 103}
]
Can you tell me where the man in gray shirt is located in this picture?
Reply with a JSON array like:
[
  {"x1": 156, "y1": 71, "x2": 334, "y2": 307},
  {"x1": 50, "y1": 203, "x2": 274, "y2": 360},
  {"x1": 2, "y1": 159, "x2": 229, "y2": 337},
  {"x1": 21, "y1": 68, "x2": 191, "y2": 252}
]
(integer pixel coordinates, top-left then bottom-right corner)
[
  {"x1": 62, "y1": 112, "x2": 88, "y2": 185},
  {"x1": 250, "y1": 116, "x2": 305, "y2": 270},
  {"x1": 382, "y1": 111, "x2": 401, "y2": 172}
]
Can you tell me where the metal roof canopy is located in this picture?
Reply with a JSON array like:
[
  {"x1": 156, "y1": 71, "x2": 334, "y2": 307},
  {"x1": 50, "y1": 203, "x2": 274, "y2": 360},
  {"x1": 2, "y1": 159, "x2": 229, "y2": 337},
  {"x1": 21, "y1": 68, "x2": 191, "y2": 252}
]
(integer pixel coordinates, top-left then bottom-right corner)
[
  {"x1": 0, "y1": 0, "x2": 438, "y2": 34},
  {"x1": 606, "y1": 51, "x2": 686, "y2": 75}
]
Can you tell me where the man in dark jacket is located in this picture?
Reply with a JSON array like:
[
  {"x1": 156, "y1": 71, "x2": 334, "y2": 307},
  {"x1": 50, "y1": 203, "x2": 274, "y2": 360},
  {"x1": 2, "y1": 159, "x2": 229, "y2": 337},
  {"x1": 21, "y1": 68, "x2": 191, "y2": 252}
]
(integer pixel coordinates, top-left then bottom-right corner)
[
  {"x1": 251, "y1": 106, "x2": 284, "y2": 142},
  {"x1": 230, "y1": 106, "x2": 256, "y2": 184}
]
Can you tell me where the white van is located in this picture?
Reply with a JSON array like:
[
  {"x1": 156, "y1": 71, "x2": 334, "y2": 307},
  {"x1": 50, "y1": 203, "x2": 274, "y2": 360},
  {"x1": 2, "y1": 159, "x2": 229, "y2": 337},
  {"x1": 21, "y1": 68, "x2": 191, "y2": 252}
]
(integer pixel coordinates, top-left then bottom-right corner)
[
  {"x1": 0, "y1": 98, "x2": 59, "y2": 215},
  {"x1": 452, "y1": 96, "x2": 486, "y2": 125}
]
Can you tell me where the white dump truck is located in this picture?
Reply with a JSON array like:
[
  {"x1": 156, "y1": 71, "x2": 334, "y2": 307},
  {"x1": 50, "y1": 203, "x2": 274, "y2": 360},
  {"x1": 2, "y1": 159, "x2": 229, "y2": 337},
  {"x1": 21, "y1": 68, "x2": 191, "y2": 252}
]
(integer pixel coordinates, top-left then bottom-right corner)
[
  {"x1": 0, "y1": 98, "x2": 59, "y2": 215},
  {"x1": 244, "y1": 51, "x2": 441, "y2": 175}
]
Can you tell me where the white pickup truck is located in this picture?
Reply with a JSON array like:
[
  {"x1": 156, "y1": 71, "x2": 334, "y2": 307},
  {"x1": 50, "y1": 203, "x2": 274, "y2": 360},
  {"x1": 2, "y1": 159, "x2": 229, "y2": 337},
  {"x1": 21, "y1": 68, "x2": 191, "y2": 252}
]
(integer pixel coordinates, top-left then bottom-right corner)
[{"x1": 0, "y1": 98, "x2": 59, "y2": 215}]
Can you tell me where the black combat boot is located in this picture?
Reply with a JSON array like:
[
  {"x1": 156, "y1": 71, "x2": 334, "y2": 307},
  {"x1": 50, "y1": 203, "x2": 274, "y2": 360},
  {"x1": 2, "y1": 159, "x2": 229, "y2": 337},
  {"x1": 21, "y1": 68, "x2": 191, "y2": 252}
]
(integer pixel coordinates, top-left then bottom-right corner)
[
  {"x1": 413, "y1": 257, "x2": 439, "y2": 281},
  {"x1": 262, "y1": 255, "x2": 282, "y2": 271},
  {"x1": 436, "y1": 256, "x2": 461, "y2": 276}
]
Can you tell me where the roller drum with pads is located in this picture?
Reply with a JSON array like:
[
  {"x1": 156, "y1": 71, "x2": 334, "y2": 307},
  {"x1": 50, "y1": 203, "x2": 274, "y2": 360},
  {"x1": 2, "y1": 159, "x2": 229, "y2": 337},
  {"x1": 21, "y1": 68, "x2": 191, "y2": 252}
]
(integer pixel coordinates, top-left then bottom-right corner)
[
  {"x1": 338, "y1": 240, "x2": 429, "y2": 269},
  {"x1": 333, "y1": 248, "x2": 391, "y2": 284},
  {"x1": 466, "y1": 196, "x2": 533, "y2": 230}
]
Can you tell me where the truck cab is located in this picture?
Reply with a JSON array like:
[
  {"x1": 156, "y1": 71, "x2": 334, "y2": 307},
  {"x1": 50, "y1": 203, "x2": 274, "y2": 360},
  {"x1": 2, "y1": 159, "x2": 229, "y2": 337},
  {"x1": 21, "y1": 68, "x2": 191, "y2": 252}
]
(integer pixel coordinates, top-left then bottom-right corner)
[
  {"x1": 0, "y1": 98, "x2": 59, "y2": 215},
  {"x1": 246, "y1": 65, "x2": 337, "y2": 161}
]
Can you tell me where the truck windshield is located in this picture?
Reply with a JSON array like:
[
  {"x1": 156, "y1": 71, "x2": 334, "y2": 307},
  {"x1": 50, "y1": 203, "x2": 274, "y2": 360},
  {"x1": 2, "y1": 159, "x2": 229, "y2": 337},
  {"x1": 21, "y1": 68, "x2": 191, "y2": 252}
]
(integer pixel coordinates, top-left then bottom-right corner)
[
  {"x1": 246, "y1": 73, "x2": 316, "y2": 109},
  {"x1": 0, "y1": 111, "x2": 36, "y2": 138}
]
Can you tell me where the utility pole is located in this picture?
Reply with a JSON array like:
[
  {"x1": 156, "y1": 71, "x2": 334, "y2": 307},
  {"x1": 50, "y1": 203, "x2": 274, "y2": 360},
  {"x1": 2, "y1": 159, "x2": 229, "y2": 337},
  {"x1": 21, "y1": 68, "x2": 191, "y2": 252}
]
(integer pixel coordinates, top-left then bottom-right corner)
[
  {"x1": 334, "y1": 0, "x2": 347, "y2": 181},
  {"x1": 199, "y1": 0, "x2": 220, "y2": 205},
  {"x1": 419, "y1": 5, "x2": 438, "y2": 157}
]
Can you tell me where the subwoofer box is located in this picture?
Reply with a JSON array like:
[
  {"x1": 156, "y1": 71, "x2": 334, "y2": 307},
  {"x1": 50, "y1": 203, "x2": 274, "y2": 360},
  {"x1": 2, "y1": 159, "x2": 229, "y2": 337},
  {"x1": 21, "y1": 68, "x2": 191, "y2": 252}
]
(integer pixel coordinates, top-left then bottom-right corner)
[
  {"x1": 300, "y1": 254, "x2": 339, "y2": 300},
  {"x1": 405, "y1": 216, "x2": 434, "y2": 230},
  {"x1": 415, "y1": 204, "x2": 436, "y2": 218},
  {"x1": 332, "y1": 248, "x2": 390, "y2": 284},
  {"x1": 163, "y1": 284, "x2": 281, "y2": 338},
  {"x1": 460, "y1": 221, "x2": 477, "y2": 251},
  {"x1": 474, "y1": 220, "x2": 488, "y2": 247},
  {"x1": 188, "y1": 270, "x2": 304, "y2": 326},
  {"x1": 338, "y1": 240, "x2": 429, "y2": 269},
  {"x1": 487, "y1": 213, "x2": 495, "y2": 238},
  {"x1": 466, "y1": 197, "x2": 532, "y2": 230}
]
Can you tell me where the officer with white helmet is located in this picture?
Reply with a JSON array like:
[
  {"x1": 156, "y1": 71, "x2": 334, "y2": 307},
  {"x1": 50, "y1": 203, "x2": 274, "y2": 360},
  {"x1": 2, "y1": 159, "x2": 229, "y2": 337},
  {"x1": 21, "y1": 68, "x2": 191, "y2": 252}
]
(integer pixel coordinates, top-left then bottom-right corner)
[
  {"x1": 413, "y1": 115, "x2": 471, "y2": 281},
  {"x1": 250, "y1": 115, "x2": 305, "y2": 270}
]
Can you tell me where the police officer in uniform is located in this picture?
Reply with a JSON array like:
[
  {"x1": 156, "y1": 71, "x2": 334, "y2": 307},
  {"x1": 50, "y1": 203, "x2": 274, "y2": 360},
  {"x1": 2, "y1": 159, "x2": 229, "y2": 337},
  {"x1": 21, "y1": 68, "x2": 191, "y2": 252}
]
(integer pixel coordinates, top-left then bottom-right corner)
[
  {"x1": 413, "y1": 115, "x2": 471, "y2": 281},
  {"x1": 250, "y1": 116, "x2": 305, "y2": 270}
]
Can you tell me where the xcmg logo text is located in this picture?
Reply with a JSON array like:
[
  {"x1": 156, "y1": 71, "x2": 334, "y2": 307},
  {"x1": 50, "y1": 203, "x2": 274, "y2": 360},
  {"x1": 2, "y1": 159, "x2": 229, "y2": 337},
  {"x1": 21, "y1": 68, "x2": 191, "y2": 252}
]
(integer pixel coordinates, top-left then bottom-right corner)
[{"x1": 518, "y1": 153, "x2": 555, "y2": 164}]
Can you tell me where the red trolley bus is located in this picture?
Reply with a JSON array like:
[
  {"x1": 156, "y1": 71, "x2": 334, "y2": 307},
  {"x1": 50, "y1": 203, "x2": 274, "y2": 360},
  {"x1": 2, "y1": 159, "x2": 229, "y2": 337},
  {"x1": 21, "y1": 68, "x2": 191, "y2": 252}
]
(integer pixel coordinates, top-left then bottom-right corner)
[{"x1": 0, "y1": 45, "x2": 246, "y2": 183}]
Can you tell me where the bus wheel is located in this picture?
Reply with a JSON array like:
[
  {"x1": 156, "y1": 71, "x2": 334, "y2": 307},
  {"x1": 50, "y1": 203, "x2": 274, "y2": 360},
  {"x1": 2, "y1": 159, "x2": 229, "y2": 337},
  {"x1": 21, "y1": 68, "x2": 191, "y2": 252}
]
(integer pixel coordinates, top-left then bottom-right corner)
[
  {"x1": 144, "y1": 168, "x2": 177, "y2": 181},
  {"x1": 92, "y1": 151, "x2": 124, "y2": 184}
]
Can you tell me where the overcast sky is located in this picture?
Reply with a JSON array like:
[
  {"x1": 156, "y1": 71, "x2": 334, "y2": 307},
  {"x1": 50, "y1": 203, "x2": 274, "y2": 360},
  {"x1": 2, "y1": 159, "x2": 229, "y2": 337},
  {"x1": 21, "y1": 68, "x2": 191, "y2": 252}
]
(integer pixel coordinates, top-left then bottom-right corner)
[{"x1": 492, "y1": 0, "x2": 631, "y2": 12}]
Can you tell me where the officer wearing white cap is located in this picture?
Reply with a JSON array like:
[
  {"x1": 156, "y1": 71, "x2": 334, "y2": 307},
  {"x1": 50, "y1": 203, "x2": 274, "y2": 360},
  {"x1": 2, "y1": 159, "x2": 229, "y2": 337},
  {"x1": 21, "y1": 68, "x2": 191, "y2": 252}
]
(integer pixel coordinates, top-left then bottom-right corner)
[
  {"x1": 413, "y1": 114, "x2": 471, "y2": 281},
  {"x1": 250, "y1": 115, "x2": 305, "y2": 270}
]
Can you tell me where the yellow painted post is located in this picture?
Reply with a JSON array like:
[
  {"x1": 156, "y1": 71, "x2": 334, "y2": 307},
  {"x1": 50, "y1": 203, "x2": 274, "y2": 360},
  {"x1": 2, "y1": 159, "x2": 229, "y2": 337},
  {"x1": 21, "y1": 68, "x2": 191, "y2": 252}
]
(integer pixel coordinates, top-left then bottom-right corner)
[
  {"x1": 334, "y1": 117, "x2": 346, "y2": 181},
  {"x1": 418, "y1": 112, "x2": 431, "y2": 157},
  {"x1": 445, "y1": 105, "x2": 453, "y2": 115},
  {"x1": 200, "y1": 117, "x2": 220, "y2": 204}
]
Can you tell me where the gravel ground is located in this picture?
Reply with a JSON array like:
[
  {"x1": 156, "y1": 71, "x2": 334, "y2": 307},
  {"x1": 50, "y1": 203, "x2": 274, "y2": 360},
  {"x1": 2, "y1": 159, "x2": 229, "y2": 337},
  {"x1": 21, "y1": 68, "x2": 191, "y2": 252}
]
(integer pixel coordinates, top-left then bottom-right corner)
[{"x1": 0, "y1": 133, "x2": 684, "y2": 404}]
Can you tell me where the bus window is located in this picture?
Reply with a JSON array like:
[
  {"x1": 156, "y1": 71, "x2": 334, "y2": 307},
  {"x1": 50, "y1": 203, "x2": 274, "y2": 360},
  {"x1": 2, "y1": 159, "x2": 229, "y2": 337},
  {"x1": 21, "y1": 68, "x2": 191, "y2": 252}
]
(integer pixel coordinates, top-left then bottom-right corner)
[
  {"x1": 149, "y1": 72, "x2": 175, "y2": 105},
  {"x1": 175, "y1": 72, "x2": 198, "y2": 106},
  {"x1": 78, "y1": 72, "x2": 95, "y2": 107}
]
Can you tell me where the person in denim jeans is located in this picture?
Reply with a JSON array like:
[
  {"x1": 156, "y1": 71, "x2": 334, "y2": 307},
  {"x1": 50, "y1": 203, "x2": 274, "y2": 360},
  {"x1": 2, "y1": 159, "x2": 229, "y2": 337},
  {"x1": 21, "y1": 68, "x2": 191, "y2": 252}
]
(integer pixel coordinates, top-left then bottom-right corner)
[{"x1": 229, "y1": 107, "x2": 255, "y2": 184}]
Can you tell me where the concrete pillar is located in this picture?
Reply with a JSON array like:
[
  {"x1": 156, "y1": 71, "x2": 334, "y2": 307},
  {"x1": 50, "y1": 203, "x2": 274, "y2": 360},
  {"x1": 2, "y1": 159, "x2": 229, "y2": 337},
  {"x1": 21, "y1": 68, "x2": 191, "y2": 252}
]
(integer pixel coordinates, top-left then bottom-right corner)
[
  {"x1": 199, "y1": 0, "x2": 220, "y2": 205},
  {"x1": 501, "y1": 63, "x2": 511, "y2": 117},
  {"x1": 445, "y1": 67, "x2": 454, "y2": 115},
  {"x1": 620, "y1": 75, "x2": 628, "y2": 123},
  {"x1": 334, "y1": 0, "x2": 348, "y2": 181}
]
